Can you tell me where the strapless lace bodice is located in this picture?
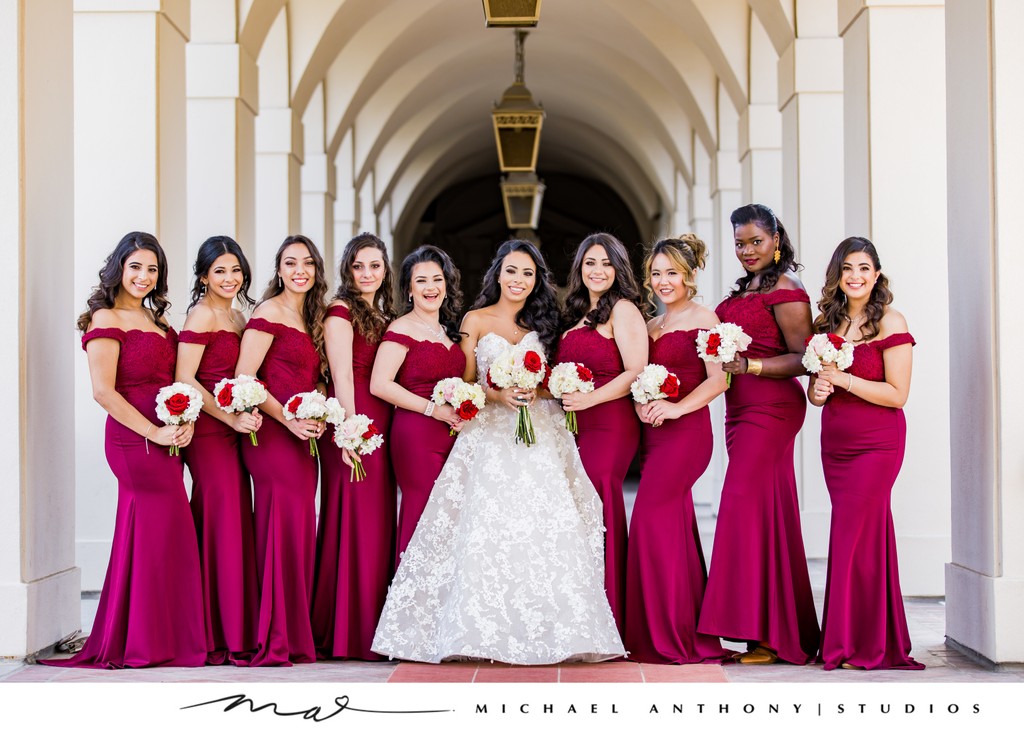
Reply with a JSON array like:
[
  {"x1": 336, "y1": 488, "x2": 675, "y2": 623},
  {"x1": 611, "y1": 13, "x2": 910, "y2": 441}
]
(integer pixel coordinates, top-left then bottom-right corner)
[{"x1": 474, "y1": 331, "x2": 543, "y2": 389}]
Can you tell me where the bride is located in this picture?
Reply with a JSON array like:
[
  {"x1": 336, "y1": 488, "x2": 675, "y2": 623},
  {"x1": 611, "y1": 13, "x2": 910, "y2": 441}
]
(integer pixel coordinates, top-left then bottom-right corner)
[{"x1": 371, "y1": 239, "x2": 625, "y2": 664}]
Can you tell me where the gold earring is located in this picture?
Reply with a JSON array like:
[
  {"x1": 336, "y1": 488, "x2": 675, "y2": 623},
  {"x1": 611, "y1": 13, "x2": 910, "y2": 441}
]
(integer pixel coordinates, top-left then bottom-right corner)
[{"x1": 773, "y1": 243, "x2": 781, "y2": 264}]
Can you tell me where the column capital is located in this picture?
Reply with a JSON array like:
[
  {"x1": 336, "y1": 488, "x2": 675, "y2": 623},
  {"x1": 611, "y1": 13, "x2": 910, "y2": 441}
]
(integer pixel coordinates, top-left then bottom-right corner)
[
  {"x1": 256, "y1": 107, "x2": 303, "y2": 162},
  {"x1": 301, "y1": 153, "x2": 337, "y2": 198},
  {"x1": 187, "y1": 43, "x2": 257, "y2": 113},
  {"x1": 739, "y1": 104, "x2": 782, "y2": 157},
  {"x1": 778, "y1": 37, "x2": 843, "y2": 109},
  {"x1": 74, "y1": 0, "x2": 189, "y2": 39},
  {"x1": 711, "y1": 151, "x2": 742, "y2": 196},
  {"x1": 839, "y1": 0, "x2": 943, "y2": 36}
]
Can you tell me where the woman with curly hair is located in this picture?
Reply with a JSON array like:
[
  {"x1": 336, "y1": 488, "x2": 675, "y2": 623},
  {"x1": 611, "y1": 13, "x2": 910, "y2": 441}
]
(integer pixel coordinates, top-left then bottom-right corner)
[
  {"x1": 311, "y1": 233, "x2": 397, "y2": 660},
  {"x1": 44, "y1": 232, "x2": 205, "y2": 668},
  {"x1": 370, "y1": 245, "x2": 466, "y2": 563},
  {"x1": 808, "y1": 237, "x2": 923, "y2": 671},
  {"x1": 371, "y1": 239, "x2": 624, "y2": 664},
  {"x1": 176, "y1": 235, "x2": 260, "y2": 665},
  {"x1": 235, "y1": 234, "x2": 328, "y2": 666},
  {"x1": 555, "y1": 232, "x2": 648, "y2": 634},
  {"x1": 697, "y1": 204, "x2": 820, "y2": 665}
]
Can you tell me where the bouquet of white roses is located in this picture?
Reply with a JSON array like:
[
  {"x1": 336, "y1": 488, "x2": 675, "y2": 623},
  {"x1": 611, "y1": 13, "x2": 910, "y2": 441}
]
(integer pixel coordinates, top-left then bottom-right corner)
[
  {"x1": 546, "y1": 362, "x2": 595, "y2": 434},
  {"x1": 629, "y1": 364, "x2": 681, "y2": 406},
  {"x1": 802, "y1": 333, "x2": 854, "y2": 373},
  {"x1": 487, "y1": 342, "x2": 547, "y2": 446},
  {"x1": 155, "y1": 382, "x2": 203, "y2": 456},
  {"x1": 332, "y1": 414, "x2": 384, "y2": 481},
  {"x1": 432, "y1": 377, "x2": 486, "y2": 435},
  {"x1": 282, "y1": 391, "x2": 345, "y2": 457},
  {"x1": 696, "y1": 322, "x2": 753, "y2": 387},
  {"x1": 213, "y1": 374, "x2": 269, "y2": 446}
]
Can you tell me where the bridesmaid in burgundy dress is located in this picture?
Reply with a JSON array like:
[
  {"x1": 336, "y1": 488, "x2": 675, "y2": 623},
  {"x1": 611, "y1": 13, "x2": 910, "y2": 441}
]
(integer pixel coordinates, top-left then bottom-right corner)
[
  {"x1": 809, "y1": 237, "x2": 923, "y2": 671},
  {"x1": 370, "y1": 245, "x2": 466, "y2": 564},
  {"x1": 45, "y1": 232, "x2": 205, "y2": 668},
  {"x1": 556, "y1": 232, "x2": 647, "y2": 634},
  {"x1": 236, "y1": 234, "x2": 328, "y2": 666},
  {"x1": 176, "y1": 236, "x2": 261, "y2": 664},
  {"x1": 311, "y1": 233, "x2": 397, "y2": 660},
  {"x1": 697, "y1": 204, "x2": 820, "y2": 665},
  {"x1": 625, "y1": 235, "x2": 728, "y2": 664}
]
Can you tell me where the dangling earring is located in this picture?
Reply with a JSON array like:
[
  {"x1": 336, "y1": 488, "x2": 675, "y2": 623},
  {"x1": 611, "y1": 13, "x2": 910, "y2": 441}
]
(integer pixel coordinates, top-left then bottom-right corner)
[
  {"x1": 773, "y1": 242, "x2": 781, "y2": 264},
  {"x1": 277, "y1": 275, "x2": 283, "y2": 288}
]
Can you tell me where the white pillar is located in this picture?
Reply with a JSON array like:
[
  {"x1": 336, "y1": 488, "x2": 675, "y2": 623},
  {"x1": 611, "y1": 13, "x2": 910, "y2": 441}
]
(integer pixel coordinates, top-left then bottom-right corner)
[
  {"x1": 840, "y1": 0, "x2": 949, "y2": 596},
  {"x1": 186, "y1": 0, "x2": 258, "y2": 267},
  {"x1": 302, "y1": 84, "x2": 336, "y2": 286},
  {"x1": 779, "y1": 0, "x2": 846, "y2": 558},
  {"x1": 74, "y1": 0, "x2": 190, "y2": 590},
  {"x1": 333, "y1": 129, "x2": 358, "y2": 272},
  {"x1": 944, "y1": 0, "x2": 1024, "y2": 664},
  {"x1": 0, "y1": 0, "x2": 79, "y2": 657},
  {"x1": 740, "y1": 13, "x2": 783, "y2": 210},
  {"x1": 358, "y1": 170, "x2": 378, "y2": 239}
]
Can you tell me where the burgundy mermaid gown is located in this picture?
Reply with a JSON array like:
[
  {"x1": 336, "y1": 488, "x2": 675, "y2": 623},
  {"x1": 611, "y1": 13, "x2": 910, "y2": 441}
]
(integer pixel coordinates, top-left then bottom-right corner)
[
  {"x1": 384, "y1": 332, "x2": 465, "y2": 564},
  {"x1": 697, "y1": 289, "x2": 820, "y2": 664},
  {"x1": 179, "y1": 329, "x2": 258, "y2": 664},
  {"x1": 239, "y1": 317, "x2": 321, "y2": 666},
  {"x1": 625, "y1": 330, "x2": 726, "y2": 664},
  {"x1": 44, "y1": 328, "x2": 205, "y2": 668},
  {"x1": 819, "y1": 332, "x2": 923, "y2": 670},
  {"x1": 556, "y1": 327, "x2": 639, "y2": 634},
  {"x1": 310, "y1": 305, "x2": 396, "y2": 660}
]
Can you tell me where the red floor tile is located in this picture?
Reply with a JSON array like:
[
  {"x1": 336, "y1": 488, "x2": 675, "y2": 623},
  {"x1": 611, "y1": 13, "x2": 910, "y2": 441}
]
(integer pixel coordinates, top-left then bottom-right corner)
[
  {"x1": 387, "y1": 662, "x2": 478, "y2": 683},
  {"x1": 639, "y1": 663, "x2": 729, "y2": 683},
  {"x1": 473, "y1": 665, "x2": 559, "y2": 683},
  {"x1": 559, "y1": 663, "x2": 644, "y2": 683}
]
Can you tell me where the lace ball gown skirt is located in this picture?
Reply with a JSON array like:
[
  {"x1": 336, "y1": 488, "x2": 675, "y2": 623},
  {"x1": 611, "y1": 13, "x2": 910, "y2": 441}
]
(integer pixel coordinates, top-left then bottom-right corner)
[
  {"x1": 819, "y1": 399, "x2": 923, "y2": 670},
  {"x1": 625, "y1": 407, "x2": 726, "y2": 664},
  {"x1": 241, "y1": 418, "x2": 318, "y2": 666},
  {"x1": 185, "y1": 414, "x2": 259, "y2": 664},
  {"x1": 697, "y1": 374, "x2": 820, "y2": 664}
]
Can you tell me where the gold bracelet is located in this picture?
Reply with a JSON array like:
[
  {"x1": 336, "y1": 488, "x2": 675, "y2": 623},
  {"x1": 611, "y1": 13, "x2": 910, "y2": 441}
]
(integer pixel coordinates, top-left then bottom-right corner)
[{"x1": 746, "y1": 358, "x2": 763, "y2": 376}]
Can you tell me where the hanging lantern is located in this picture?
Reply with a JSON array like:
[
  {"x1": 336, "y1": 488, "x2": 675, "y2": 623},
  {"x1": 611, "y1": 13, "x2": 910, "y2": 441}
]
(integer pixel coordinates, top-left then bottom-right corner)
[
  {"x1": 501, "y1": 172, "x2": 545, "y2": 230},
  {"x1": 482, "y1": 0, "x2": 542, "y2": 27},
  {"x1": 491, "y1": 30, "x2": 544, "y2": 172}
]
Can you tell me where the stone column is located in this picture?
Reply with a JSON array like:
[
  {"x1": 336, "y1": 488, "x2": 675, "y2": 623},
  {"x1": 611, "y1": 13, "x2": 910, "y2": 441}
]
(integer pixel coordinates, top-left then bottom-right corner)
[
  {"x1": 0, "y1": 0, "x2": 79, "y2": 657},
  {"x1": 944, "y1": 0, "x2": 1024, "y2": 664},
  {"x1": 840, "y1": 0, "x2": 949, "y2": 595},
  {"x1": 73, "y1": 0, "x2": 190, "y2": 590},
  {"x1": 740, "y1": 13, "x2": 783, "y2": 210},
  {"x1": 333, "y1": 130, "x2": 358, "y2": 273},
  {"x1": 301, "y1": 85, "x2": 336, "y2": 285}
]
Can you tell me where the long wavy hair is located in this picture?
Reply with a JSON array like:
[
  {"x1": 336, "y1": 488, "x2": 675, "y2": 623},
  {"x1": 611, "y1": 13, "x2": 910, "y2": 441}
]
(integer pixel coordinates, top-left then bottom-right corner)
[
  {"x1": 472, "y1": 239, "x2": 561, "y2": 361},
  {"x1": 77, "y1": 231, "x2": 170, "y2": 333},
  {"x1": 259, "y1": 234, "x2": 329, "y2": 375},
  {"x1": 641, "y1": 233, "x2": 708, "y2": 317},
  {"x1": 187, "y1": 235, "x2": 256, "y2": 312},
  {"x1": 813, "y1": 236, "x2": 893, "y2": 342},
  {"x1": 398, "y1": 245, "x2": 463, "y2": 343},
  {"x1": 333, "y1": 232, "x2": 395, "y2": 343},
  {"x1": 729, "y1": 203, "x2": 802, "y2": 295},
  {"x1": 563, "y1": 232, "x2": 643, "y2": 329}
]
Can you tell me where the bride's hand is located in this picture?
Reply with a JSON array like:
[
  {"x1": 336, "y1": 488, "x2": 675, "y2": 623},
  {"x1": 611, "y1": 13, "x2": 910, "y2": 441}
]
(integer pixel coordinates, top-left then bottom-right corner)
[{"x1": 498, "y1": 387, "x2": 534, "y2": 410}]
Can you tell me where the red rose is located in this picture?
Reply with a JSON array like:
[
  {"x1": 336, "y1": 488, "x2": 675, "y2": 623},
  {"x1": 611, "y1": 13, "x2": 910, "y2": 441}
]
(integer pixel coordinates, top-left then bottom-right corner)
[
  {"x1": 287, "y1": 396, "x2": 303, "y2": 414},
  {"x1": 826, "y1": 333, "x2": 846, "y2": 349},
  {"x1": 705, "y1": 333, "x2": 721, "y2": 356},
  {"x1": 486, "y1": 371, "x2": 498, "y2": 390},
  {"x1": 361, "y1": 423, "x2": 380, "y2": 440},
  {"x1": 456, "y1": 400, "x2": 479, "y2": 420},
  {"x1": 540, "y1": 365, "x2": 553, "y2": 391},
  {"x1": 165, "y1": 392, "x2": 190, "y2": 416},
  {"x1": 575, "y1": 364, "x2": 593, "y2": 383},
  {"x1": 661, "y1": 374, "x2": 680, "y2": 398},
  {"x1": 257, "y1": 379, "x2": 269, "y2": 390},
  {"x1": 523, "y1": 350, "x2": 543, "y2": 373},
  {"x1": 804, "y1": 334, "x2": 814, "y2": 346},
  {"x1": 216, "y1": 383, "x2": 234, "y2": 407}
]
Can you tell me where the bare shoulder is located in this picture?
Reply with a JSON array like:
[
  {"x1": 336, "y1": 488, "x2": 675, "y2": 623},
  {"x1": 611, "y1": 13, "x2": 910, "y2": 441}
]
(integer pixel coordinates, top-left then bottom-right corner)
[
  {"x1": 460, "y1": 308, "x2": 487, "y2": 337},
  {"x1": 386, "y1": 313, "x2": 416, "y2": 336},
  {"x1": 87, "y1": 308, "x2": 120, "y2": 330},
  {"x1": 690, "y1": 302, "x2": 721, "y2": 330},
  {"x1": 774, "y1": 272, "x2": 806, "y2": 292},
  {"x1": 182, "y1": 303, "x2": 217, "y2": 332},
  {"x1": 611, "y1": 298, "x2": 644, "y2": 320},
  {"x1": 879, "y1": 307, "x2": 908, "y2": 336},
  {"x1": 251, "y1": 298, "x2": 283, "y2": 322}
]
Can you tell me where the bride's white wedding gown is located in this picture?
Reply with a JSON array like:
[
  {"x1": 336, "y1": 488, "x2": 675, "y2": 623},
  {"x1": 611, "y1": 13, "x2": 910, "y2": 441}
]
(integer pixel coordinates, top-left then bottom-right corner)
[{"x1": 371, "y1": 331, "x2": 625, "y2": 664}]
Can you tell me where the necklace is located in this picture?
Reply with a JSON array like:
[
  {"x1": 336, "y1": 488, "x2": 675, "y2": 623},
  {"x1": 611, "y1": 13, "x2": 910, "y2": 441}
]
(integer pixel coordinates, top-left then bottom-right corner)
[
  {"x1": 412, "y1": 312, "x2": 446, "y2": 341},
  {"x1": 658, "y1": 301, "x2": 693, "y2": 329}
]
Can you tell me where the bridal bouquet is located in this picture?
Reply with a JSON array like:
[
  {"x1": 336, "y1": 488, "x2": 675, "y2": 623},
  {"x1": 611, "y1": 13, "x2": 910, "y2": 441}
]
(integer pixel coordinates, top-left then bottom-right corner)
[
  {"x1": 546, "y1": 362, "x2": 595, "y2": 434},
  {"x1": 630, "y1": 364, "x2": 680, "y2": 407},
  {"x1": 213, "y1": 374, "x2": 269, "y2": 446},
  {"x1": 432, "y1": 377, "x2": 486, "y2": 435},
  {"x1": 155, "y1": 382, "x2": 203, "y2": 456},
  {"x1": 696, "y1": 322, "x2": 753, "y2": 387},
  {"x1": 333, "y1": 414, "x2": 384, "y2": 481},
  {"x1": 802, "y1": 333, "x2": 854, "y2": 373},
  {"x1": 282, "y1": 391, "x2": 345, "y2": 457},
  {"x1": 487, "y1": 342, "x2": 547, "y2": 446}
]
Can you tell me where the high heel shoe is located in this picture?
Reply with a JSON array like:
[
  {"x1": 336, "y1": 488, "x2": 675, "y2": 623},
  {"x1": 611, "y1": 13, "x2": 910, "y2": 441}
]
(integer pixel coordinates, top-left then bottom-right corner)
[{"x1": 737, "y1": 645, "x2": 778, "y2": 665}]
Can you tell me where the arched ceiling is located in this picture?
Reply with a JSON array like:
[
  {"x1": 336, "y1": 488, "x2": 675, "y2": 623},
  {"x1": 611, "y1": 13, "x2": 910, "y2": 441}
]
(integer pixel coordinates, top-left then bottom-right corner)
[{"x1": 240, "y1": 0, "x2": 796, "y2": 240}]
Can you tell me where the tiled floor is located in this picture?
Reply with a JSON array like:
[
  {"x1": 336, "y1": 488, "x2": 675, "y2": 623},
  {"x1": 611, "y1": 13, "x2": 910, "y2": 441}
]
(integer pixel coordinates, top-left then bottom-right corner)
[{"x1": 3, "y1": 485, "x2": 1021, "y2": 684}]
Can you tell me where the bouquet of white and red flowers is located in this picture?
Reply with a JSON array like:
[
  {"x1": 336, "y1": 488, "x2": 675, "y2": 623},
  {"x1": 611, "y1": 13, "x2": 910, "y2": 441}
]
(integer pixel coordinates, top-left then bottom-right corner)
[
  {"x1": 696, "y1": 322, "x2": 753, "y2": 387},
  {"x1": 282, "y1": 391, "x2": 345, "y2": 457},
  {"x1": 333, "y1": 414, "x2": 384, "y2": 481},
  {"x1": 155, "y1": 382, "x2": 203, "y2": 455},
  {"x1": 213, "y1": 374, "x2": 269, "y2": 446},
  {"x1": 630, "y1": 364, "x2": 681, "y2": 407},
  {"x1": 802, "y1": 333, "x2": 854, "y2": 373},
  {"x1": 487, "y1": 342, "x2": 547, "y2": 446},
  {"x1": 432, "y1": 377, "x2": 486, "y2": 435},
  {"x1": 546, "y1": 362, "x2": 595, "y2": 434}
]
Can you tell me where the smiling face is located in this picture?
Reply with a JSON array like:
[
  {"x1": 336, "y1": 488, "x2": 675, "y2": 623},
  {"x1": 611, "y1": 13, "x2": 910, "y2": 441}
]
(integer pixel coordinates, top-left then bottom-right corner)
[
  {"x1": 733, "y1": 222, "x2": 778, "y2": 274},
  {"x1": 581, "y1": 244, "x2": 615, "y2": 297},
  {"x1": 202, "y1": 253, "x2": 242, "y2": 303},
  {"x1": 409, "y1": 261, "x2": 446, "y2": 313},
  {"x1": 278, "y1": 243, "x2": 315, "y2": 294},
  {"x1": 649, "y1": 252, "x2": 689, "y2": 306},
  {"x1": 120, "y1": 248, "x2": 159, "y2": 301},
  {"x1": 839, "y1": 250, "x2": 879, "y2": 303},
  {"x1": 351, "y1": 245, "x2": 386, "y2": 299},
  {"x1": 497, "y1": 250, "x2": 537, "y2": 305}
]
